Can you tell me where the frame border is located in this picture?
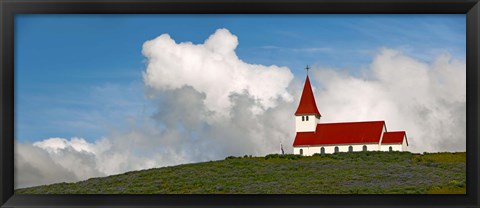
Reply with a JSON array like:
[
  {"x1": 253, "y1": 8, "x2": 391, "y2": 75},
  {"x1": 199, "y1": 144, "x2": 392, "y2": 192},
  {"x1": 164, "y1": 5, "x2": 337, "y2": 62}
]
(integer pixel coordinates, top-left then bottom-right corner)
[{"x1": 1, "y1": 0, "x2": 479, "y2": 207}]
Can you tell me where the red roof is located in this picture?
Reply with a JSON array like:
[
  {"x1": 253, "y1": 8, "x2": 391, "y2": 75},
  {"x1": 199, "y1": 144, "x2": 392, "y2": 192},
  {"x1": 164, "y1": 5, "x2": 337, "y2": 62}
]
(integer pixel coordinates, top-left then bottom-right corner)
[
  {"x1": 293, "y1": 121, "x2": 385, "y2": 146},
  {"x1": 382, "y1": 131, "x2": 408, "y2": 145},
  {"x1": 295, "y1": 75, "x2": 321, "y2": 116}
]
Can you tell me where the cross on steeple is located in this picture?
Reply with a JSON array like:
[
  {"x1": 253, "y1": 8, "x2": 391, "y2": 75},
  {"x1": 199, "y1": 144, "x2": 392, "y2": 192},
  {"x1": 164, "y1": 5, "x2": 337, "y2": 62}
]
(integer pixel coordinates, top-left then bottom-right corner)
[{"x1": 305, "y1": 65, "x2": 310, "y2": 76}]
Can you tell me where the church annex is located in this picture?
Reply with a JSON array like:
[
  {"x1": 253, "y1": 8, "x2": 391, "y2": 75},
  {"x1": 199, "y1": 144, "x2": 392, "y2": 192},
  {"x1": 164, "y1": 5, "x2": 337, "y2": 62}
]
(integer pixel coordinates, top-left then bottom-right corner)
[{"x1": 293, "y1": 67, "x2": 408, "y2": 155}]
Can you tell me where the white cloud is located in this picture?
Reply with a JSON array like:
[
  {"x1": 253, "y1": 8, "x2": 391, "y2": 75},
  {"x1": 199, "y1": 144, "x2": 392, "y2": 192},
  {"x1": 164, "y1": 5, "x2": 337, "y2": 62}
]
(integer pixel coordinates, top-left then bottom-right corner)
[
  {"x1": 15, "y1": 143, "x2": 78, "y2": 188},
  {"x1": 33, "y1": 137, "x2": 97, "y2": 154},
  {"x1": 312, "y1": 48, "x2": 466, "y2": 152},
  {"x1": 142, "y1": 28, "x2": 294, "y2": 117},
  {"x1": 15, "y1": 141, "x2": 104, "y2": 188}
]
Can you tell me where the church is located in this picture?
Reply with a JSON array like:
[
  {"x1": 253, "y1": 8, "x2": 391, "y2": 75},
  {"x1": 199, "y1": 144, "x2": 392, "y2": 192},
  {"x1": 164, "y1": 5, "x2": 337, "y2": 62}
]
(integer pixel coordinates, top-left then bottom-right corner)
[{"x1": 292, "y1": 66, "x2": 409, "y2": 155}]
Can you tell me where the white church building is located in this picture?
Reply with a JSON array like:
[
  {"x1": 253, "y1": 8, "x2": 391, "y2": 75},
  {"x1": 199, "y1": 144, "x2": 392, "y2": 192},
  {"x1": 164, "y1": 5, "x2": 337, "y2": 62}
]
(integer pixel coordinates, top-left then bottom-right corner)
[{"x1": 292, "y1": 67, "x2": 408, "y2": 156}]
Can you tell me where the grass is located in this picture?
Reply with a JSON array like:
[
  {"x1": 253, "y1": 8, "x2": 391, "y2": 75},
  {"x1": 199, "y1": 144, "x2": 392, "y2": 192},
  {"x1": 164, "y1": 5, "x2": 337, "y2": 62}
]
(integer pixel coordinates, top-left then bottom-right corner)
[{"x1": 16, "y1": 151, "x2": 466, "y2": 194}]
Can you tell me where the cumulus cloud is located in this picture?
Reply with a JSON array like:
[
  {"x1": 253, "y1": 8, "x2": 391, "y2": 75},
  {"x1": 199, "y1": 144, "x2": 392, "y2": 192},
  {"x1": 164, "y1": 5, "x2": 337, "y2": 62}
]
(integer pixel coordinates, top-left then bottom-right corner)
[
  {"x1": 312, "y1": 48, "x2": 466, "y2": 152},
  {"x1": 15, "y1": 88, "x2": 296, "y2": 188},
  {"x1": 142, "y1": 28, "x2": 294, "y2": 116},
  {"x1": 15, "y1": 29, "x2": 465, "y2": 188},
  {"x1": 15, "y1": 140, "x2": 104, "y2": 188}
]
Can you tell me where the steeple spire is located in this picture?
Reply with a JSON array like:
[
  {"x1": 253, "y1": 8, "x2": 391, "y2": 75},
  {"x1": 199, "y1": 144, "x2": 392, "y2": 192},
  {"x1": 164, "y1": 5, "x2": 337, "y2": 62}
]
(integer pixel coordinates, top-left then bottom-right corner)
[{"x1": 295, "y1": 66, "x2": 321, "y2": 116}]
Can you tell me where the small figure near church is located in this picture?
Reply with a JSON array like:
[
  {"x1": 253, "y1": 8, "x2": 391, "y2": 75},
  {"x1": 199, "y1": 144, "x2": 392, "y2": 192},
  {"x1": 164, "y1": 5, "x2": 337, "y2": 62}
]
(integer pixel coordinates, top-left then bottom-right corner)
[{"x1": 293, "y1": 65, "x2": 408, "y2": 155}]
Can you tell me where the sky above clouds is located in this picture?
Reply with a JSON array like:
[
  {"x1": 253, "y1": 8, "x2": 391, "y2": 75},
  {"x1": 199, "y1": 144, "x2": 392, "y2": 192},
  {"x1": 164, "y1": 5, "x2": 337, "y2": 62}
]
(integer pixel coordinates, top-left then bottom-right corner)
[{"x1": 15, "y1": 14, "x2": 466, "y2": 188}]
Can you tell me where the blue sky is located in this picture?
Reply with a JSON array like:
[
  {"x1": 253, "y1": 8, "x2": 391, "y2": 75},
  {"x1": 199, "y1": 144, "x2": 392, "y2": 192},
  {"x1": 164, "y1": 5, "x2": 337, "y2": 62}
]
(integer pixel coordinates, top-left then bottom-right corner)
[{"x1": 15, "y1": 14, "x2": 465, "y2": 143}]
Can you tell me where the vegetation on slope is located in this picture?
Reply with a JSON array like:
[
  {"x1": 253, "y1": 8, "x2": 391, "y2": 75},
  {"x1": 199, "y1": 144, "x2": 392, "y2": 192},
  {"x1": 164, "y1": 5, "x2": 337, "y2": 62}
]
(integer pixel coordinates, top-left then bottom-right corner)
[{"x1": 16, "y1": 151, "x2": 466, "y2": 194}]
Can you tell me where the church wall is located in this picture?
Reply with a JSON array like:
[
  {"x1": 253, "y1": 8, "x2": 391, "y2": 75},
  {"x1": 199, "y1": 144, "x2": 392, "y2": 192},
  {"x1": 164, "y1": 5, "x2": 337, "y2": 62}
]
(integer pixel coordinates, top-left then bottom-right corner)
[
  {"x1": 360, "y1": 144, "x2": 380, "y2": 152},
  {"x1": 380, "y1": 144, "x2": 403, "y2": 151},
  {"x1": 293, "y1": 143, "x2": 408, "y2": 154},
  {"x1": 378, "y1": 124, "x2": 387, "y2": 144},
  {"x1": 295, "y1": 115, "x2": 318, "y2": 132},
  {"x1": 294, "y1": 144, "x2": 380, "y2": 156},
  {"x1": 327, "y1": 144, "x2": 380, "y2": 154},
  {"x1": 402, "y1": 137, "x2": 408, "y2": 151}
]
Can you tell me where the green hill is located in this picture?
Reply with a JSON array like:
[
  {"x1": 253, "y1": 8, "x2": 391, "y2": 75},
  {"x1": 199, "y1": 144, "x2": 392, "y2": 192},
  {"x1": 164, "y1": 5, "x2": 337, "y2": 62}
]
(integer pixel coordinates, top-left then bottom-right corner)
[{"x1": 16, "y1": 151, "x2": 466, "y2": 194}]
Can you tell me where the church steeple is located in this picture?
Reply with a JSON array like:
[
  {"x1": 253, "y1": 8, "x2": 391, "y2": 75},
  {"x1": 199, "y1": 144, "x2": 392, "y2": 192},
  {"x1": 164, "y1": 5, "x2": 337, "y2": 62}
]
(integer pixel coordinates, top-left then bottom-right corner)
[
  {"x1": 294, "y1": 65, "x2": 321, "y2": 133},
  {"x1": 295, "y1": 66, "x2": 321, "y2": 116}
]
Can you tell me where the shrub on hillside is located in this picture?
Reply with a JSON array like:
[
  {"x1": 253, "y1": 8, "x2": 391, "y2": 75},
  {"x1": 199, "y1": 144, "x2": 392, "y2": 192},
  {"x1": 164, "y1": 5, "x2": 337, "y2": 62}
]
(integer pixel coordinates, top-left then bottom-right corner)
[
  {"x1": 225, "y1": 156, "x2": 239, "y2": 160},
  {"x1": 265, "y1": 154, "x2": 302, "y2": 160}
]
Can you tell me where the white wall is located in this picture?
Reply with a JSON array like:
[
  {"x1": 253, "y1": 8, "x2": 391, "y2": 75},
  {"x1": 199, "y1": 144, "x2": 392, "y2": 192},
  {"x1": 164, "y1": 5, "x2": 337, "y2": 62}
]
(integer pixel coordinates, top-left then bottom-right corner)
[
  {"x1": 295, "y1": 115, "x2": 320, "y2": 132},
  {"x1": 402, "y1": 137, "x2": 408, "y2": 151},
  {"x1": 380, "y1": 136, "x2": 408, "y2": 152},
  {"x1": 380, "y1": 144, "x2": 403, "y2": 151},
  {"x1": 378, "y1": 123, "x2": 387, "y2": 144},
  {"x1": 294, "y1": 144, "x2": 380, "y2": 156}
]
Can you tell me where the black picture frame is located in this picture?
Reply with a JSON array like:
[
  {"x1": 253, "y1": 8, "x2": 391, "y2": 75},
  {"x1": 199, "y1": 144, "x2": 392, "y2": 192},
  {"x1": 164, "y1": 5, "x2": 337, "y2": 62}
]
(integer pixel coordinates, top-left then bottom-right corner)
[{"x1": 1, "y1": 0, "x2": 479, "y2": 207}]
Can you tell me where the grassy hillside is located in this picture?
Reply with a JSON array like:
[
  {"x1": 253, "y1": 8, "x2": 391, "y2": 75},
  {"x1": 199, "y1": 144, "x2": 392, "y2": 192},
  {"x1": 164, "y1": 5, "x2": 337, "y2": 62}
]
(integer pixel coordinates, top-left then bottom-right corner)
[{"x1": 16, "y1": 151, "x2": 466, "y2": 194}]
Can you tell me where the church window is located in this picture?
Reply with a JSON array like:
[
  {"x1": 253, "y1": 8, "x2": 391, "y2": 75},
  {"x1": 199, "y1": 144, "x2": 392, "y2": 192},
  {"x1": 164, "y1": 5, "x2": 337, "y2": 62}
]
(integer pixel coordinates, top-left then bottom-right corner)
[
  {"x1": 363, "y1": 145, "x2": 367, "y2": 151},
  {"x1": 320, "y1": 147, "x2": 325, "y2": 154},
  {"x1": 300, "y1": 149, "x2": 303, "y2": 155},
  {"x1": 389, "y1": 146, "x2": 393, "y2": 152},
  {"x1": 302, "y1": 116, "x2": 304, "y2": 121},
  {"x1": 306, "y1": 116, "x2": 309, "y2": 121},
  {"x1": 334, "y1": 146, "x2": 339, "y2": 153},
  {"x1": 348, "y1": 146, "x2": 353, "y2": 152}
]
